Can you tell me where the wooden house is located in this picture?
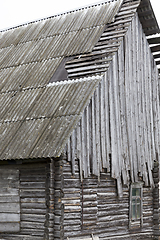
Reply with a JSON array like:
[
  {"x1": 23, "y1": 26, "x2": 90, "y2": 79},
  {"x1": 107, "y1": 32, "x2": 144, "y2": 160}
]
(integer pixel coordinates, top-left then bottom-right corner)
[{"x1": 0, "y1": 0, "x2": 160, "y2": 239}]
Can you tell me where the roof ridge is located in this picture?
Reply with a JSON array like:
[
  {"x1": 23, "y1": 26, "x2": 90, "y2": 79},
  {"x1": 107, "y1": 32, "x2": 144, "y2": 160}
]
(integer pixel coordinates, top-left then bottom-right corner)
[{"x1": 0, "y1": 0, "x2": 120, "y2": 33}]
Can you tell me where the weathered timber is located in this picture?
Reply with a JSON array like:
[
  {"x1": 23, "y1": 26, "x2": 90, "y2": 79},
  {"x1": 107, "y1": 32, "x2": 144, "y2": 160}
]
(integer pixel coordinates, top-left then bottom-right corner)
[
  {"x1": 0, "y1": 161, "x2": 49, "y2": 240},
  {"x1": 66, "y1": 12, "x2": 160, "y2": 195},
  {"x1": 152, "y1": 161, "x2": 160, "y2": 239},
  {"x1": 59, "y1": 158, "x2": 154, "y2": 240}
]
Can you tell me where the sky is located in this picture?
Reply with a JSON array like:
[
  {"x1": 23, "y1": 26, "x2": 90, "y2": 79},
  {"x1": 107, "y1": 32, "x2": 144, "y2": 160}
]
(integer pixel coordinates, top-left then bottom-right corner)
[{"x1": 0, "y1": 0, "x2": 160, "y2": 31}]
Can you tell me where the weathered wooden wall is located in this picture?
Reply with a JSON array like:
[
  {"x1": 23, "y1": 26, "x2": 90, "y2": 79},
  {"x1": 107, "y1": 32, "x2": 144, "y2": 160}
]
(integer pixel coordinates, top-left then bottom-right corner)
[
  {"x1": 61, "y1": 8, "x2": 160, "y2": 240},
  {"x1": 66, "y1": 12, "x2": 160, "y2": 197},
  {"x1": 55, "y1": 157, "x2": 154, "y2": 240},
  {"x1": 0, "y1": 169, "x2": 20, "y2": 233},
  {"x1": 0, "y1": 160, "x2": 50, "y2": 240}
]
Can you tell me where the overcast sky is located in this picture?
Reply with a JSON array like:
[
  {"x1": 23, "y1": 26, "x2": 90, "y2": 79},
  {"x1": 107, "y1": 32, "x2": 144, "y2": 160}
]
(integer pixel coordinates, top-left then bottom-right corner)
[{"x1": 0, "y1": 0, "x2": 160, "y2": 31}]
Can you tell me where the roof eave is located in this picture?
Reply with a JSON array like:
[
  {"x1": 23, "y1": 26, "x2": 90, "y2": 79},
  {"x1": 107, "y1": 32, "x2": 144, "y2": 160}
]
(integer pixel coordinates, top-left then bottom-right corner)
[{"x1": 137, "y1": 0, "x2": 160, "y2": 36}]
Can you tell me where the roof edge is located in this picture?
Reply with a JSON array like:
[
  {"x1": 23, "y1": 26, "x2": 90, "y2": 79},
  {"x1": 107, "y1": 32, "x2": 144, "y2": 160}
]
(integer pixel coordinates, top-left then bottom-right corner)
[
  {"x1": 0, "y1": 0, "x2": 121, "y2": 33},
  {"x1": 137, "y1": 0, "x2": 160, "y2": 36}
]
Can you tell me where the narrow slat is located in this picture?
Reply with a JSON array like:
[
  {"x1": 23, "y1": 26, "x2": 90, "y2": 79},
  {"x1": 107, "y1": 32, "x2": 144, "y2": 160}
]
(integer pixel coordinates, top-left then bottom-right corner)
[
  {"x1": 100, "y1": 79, "x2": 107, "y2": 169},
  {"x1": 86, "y1": 105, "x2": 91, "y2": 176}
]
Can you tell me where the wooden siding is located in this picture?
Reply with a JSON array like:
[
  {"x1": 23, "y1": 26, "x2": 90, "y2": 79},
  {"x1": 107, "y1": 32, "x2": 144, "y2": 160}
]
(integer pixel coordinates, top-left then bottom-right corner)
[
  {"x1": 0, "y1": 169, "x2": 20, "y2": 233},
  {"x1": 58, "y1": 158, "x2": 154, "y2": 240},
  {"x1": 0, "y1": 161, "x2": 49, "y2": 240},
  {"x1": 66, "y1": 12, "x2": 160, "y2": 197}
]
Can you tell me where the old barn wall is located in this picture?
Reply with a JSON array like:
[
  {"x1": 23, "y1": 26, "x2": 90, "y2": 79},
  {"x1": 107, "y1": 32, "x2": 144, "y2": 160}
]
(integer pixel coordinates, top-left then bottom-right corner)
[
  {"x1": 54, "y1": 157, "x2": 154, "y2": 240},
  {"x1": 0, "y1": 160, "x2": 51, "y2": 240},
  {"x1": 66, "y1": 12, "x2": 160, "y2": 196},
  {"x1": 62, "y1": 10, "x2": 160, "y2": 240}
]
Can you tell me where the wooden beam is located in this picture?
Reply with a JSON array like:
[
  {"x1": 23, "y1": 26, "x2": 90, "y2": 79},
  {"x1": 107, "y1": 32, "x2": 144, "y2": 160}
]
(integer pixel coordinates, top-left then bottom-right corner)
[
  {"x1": 144, "y1": 29, "x2": 160, "y2": 36},
  {"x1": 153, "y1": 53, "x2": 160, "y2": 59},
  {"x1": 138, "y1": 10, "x2": 152, "y2": 17},
  {"x1": 148, "y1": 37, "x2": 160, "y2": 45},
  {"x1": 155, "y1": 60, "x2": 160, "y2": 65},
  {"x1": 140, "y1": 18, "x2": 157, "y2": 28},
  {"x1": 151, "y1": 45, "x2": 160, "y2": 52},
  {"x1": 138, "y1": 0, "x2": 150, "y2": 8}
]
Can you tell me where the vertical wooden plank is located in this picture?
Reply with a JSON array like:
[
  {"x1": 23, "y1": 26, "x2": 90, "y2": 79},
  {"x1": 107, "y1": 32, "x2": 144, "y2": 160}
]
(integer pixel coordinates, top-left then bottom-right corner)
[
  {"x1": 71, "y1": 129, "x2": 76, "y2": 175},
  {"x1": 148, "y1": 45, "x2": 156, "y2": 165},
  {"x1": 142, "y1": 26, "x2": 152, "y2": 186},
  {"x1": 67, "y1": 138, "x2": 71, "y2": 162},
  {"x1": 117, "y1": 41, "x2": 129, "y2": 185},
  {"x1": 138, "y1": 16, "x2": 148, "y2": 184},
  {"x1": 77, "y1": 121, "x2": 83, "y2": 181},
  {"x1": 104, "y1": 71, "x2": 111, "y2": 171},
  {"x1": 100, "y1": 78, "x2": 107, "y2": 169},
  {"x1": 145, "y1": 32, "x2": 156, "y2": 184},
  {"x1": 135, "y1": 13, "x2": 142, "y2": 176},
  {"x1": 112, "y1": 53, "x2": 123, "y2": 196},
  {"x1": 86, "y1": 104, "x2": 91, "y2": 176},
  {"x1": 109, "y1": 61, "x2": 119, "y2": 180},
  {"x1": 112, "y1": 54, "x2": 121, "y2": 173},
  {"x1": 91, "y1": 94, "x2": 98, "y2": 176},
  {"x1": 95, "y1": 86, "x2": 102, "y2": 179},
  {"x1": 131, "y1": 17, "x2": 138, "y2": 183},
  {"x1": 124, "y1": 24, "x2": 134, "y2": 182},
  {"x1": 81, "y1": 112, "x2": 87, "y2": 178}
]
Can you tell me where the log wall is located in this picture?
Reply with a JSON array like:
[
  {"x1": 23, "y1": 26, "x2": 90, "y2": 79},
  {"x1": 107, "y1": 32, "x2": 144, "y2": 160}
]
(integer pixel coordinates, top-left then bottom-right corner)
[
  {"x1": 0, "y1": 160, "x2": 50, "y2": 240},
  {"x1": 58, "y1": 157, "x2": 154, "y2": 240},
  {"x1": 0, "y1": 169, "x2": 20, "y2": 233}
]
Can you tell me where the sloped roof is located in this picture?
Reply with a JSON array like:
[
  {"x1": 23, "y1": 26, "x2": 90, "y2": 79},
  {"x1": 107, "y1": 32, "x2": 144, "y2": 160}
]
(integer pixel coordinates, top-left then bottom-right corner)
[
  {"x1": 0, "y1": 0, "x2": 122, "y2": 91},
  {"x1": 0, "y1": 76, "x2": 102, "y2": 160},
  {"x1": 0, "y1": 0, "x2": 123, "y2": 160}
]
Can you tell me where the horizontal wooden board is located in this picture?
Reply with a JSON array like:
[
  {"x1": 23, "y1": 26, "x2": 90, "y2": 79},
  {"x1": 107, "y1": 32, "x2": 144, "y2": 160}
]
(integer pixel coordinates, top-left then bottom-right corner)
[
  {"x1": 21, "y1": 197, "x2": 45, "y2": 203},
  {"x1": 21, "y1": 221, "x2": 45, "y2": 229},
  {"x1": 0, "y1": 195, "x2": 19, "y2": 203},
  {"x1": 21, "y1": 202, "x2": 46, "y2": 209},
  {"x1": 0, "y1": 213, "x2": 20, "y2": 222},
  {"x1": 20, "y1": 189, "x2": 46, "y2": 197},
  {"x1": 0, "y1": 169, "x2": 19, "y2": 180},
  {"x1": 0, "y1": 203, "x2": 20, "y2": 213},
  {"x1": 0, "y1": 222, "x2": 20, "y2": 232},
  {"x1": 20, "y1": 181, "x2": 45, "y2": 188},
  {"x1": 21, "y1": 214, "x2": 46, "y2": 223},
  {"x1": 0, "y1": 188, "x2": 19, "y2": 196}
]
